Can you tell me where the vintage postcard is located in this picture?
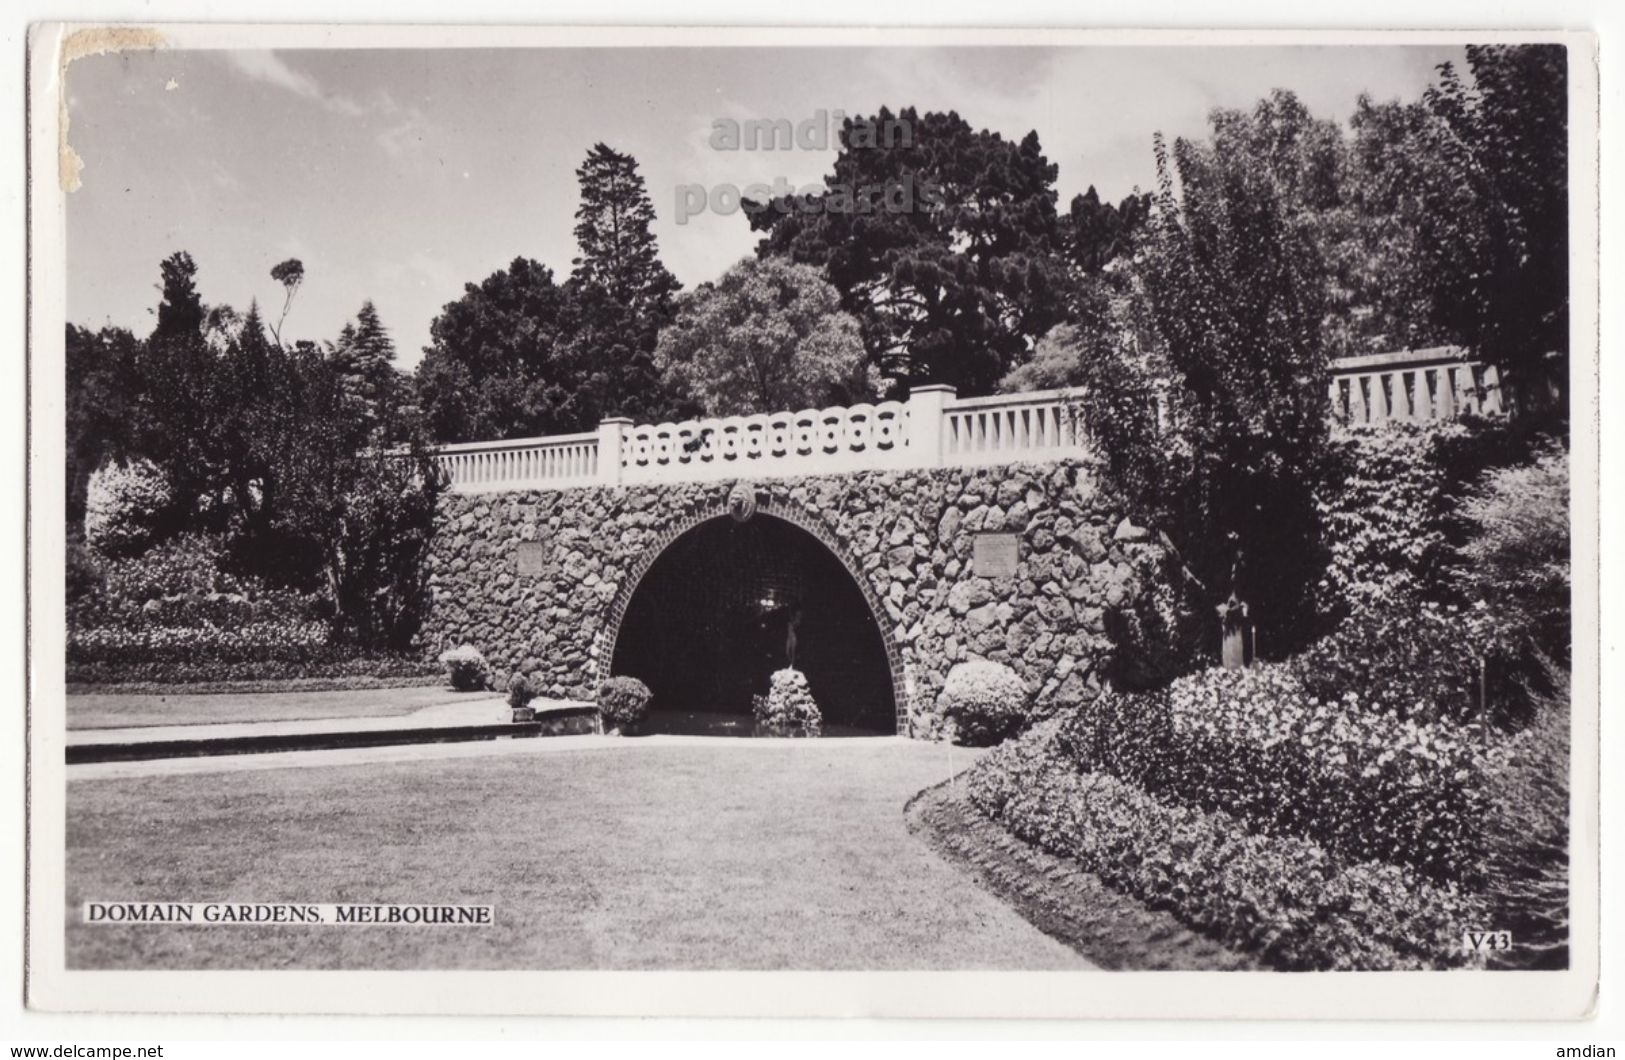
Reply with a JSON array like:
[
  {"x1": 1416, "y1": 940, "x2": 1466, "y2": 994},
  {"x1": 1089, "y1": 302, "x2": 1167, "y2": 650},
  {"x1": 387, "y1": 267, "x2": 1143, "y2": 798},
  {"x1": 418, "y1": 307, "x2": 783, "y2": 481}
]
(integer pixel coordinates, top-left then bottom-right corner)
[{"x1": 24, "y1": 23, "x2": 1601, "y2": 1019}]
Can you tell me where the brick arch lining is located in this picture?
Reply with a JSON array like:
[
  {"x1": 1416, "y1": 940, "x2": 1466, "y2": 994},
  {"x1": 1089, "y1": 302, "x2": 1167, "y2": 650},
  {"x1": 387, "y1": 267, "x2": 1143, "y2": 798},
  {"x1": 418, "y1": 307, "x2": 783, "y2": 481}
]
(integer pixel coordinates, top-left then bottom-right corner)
[{"x1": 594, "y1": 492, "x2": 910, "y2": 733}]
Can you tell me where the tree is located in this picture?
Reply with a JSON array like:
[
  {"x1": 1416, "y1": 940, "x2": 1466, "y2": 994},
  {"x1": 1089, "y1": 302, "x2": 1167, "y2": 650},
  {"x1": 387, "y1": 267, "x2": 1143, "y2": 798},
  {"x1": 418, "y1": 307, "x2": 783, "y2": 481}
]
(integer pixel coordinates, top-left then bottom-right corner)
[
  {"x1": 131, "y1": 251, "x2": 225, "y2": 528},
  {"x1": 332, "y1": 301, "x2": 403, "y2": 440},
  {"x1": 1339, "y1": 94, "x2": 1453, "y2": 354},
  {"x1": 571, "y1": 143, "x2": 680, "y2": 314},
  {"x1": 1062, "y1": 186, "x2": 1151, "y2": 278},
  {"x1": 748, "y1": 108, "x2": 1070, "y2": 396},
  {"x1": 566, "y1": 144, "x2": 682, "y2": 424},
  {"x1": 64, "y1": 323, "x2": 140, "y2": 531},
  {"x1": 1419, "y1": 44, "x2": 1568, "y2": 412},
  {"x1": 1065, "y1": 115, "x2": 1335, "y2": 657},
  {"x1": 415, "y1": 257, "x2": 589, "y2": 441},
  {"x1": 153, "y1": 250, "x2": 205, "y2": 339},
  {"x1": 259, "y1": 342, "x2": 444, "y2": 647},
  {"x1": 269, "y1": 258, "x2": 305, "y2": 346},
  {"x1": 654, "y1": 257, "x2": 869, "y2": 417}
]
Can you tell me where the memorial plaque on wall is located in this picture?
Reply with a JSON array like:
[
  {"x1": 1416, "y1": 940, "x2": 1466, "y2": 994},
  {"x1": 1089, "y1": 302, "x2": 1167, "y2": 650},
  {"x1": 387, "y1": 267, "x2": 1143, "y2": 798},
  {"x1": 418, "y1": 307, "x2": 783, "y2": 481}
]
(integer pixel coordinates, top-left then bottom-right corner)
[
  {"x1": 972, "y1": 533, "x2": 1020, "y2": 578},
  {"x1": 514, "y1": 541, "x2": 549, "y2": 576}
]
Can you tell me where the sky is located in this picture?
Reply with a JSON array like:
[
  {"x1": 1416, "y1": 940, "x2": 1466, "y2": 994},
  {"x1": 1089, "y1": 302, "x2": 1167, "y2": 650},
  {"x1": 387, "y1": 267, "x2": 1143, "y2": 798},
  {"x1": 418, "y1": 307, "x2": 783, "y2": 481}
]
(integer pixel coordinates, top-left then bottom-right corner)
[{"x1": 64, "y1": 43, "x2": 1461, "y2": 369}]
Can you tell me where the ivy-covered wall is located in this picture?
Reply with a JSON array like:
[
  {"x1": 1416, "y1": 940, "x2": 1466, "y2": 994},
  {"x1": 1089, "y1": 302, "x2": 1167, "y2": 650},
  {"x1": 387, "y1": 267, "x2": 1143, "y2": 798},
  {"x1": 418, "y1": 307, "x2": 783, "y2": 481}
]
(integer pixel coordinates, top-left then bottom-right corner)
[{"x1": 422, "y1": 459, "x2": 1175, "y2": 736}]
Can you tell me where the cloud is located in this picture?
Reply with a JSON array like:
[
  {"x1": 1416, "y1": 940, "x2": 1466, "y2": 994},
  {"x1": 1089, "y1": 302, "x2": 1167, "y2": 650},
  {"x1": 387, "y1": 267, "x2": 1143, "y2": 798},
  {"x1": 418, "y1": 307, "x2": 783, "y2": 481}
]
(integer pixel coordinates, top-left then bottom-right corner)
[
  {"x1": 376, "y1": 109, "x2": 433, "y2": 158},
  {"x1": 222, "y1": 51, "x2": 367, "y2": 116}
]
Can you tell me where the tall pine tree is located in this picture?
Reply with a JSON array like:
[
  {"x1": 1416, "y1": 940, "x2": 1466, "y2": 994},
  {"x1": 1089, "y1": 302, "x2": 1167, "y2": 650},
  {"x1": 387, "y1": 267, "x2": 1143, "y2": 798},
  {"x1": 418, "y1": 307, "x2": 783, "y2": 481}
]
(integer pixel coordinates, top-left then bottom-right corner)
[
  {"x1": 570, "y1": 143, "x2": 679, "y2": 313},
  {"x1": 332, "y1": 301, "x2": 402, "y2": 440},
  {"x1": 565, "y1": 144, "x2": 681, "y2": 423}
]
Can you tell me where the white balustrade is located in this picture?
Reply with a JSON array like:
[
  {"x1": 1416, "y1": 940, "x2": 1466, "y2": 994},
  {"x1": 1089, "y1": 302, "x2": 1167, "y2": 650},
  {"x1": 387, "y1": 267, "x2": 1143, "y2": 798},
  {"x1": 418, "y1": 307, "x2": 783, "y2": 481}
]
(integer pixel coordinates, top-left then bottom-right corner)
[
  {"x1": 618, "y1": 401, "x2": 912, "y2": 484},
  {"x1": 942, "y1": 390, "x2": 1086, "y2": 466},
  {"x1": 1328, "y1": 347, "x2": 1503, "y2": 426},
  {"x1": 431, "y1": 346, "x2": 1500, "y2": 494},
  {"x1": 434, "y1": 432, "x2": 600, "y2": 493}
]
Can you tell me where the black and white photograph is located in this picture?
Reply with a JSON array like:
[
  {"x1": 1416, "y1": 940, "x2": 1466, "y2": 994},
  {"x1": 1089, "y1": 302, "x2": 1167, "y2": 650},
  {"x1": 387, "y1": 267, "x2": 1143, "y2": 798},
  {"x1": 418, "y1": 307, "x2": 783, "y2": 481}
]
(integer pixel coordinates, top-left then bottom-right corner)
[{"x1": 21, "y1": 22, "x2": 1602, "y2": 1022}]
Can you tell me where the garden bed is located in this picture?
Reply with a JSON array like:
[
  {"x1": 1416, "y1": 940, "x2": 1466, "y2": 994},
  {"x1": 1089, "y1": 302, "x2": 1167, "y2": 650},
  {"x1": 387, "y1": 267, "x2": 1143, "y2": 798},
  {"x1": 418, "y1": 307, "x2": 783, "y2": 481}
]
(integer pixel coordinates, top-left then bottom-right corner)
[
  {"x1": 907, "y1": 779, "x2": 1257, "y2": 971},
  {"x1": 965, "y1": 717, "x2": 1488, "y2": 971}
]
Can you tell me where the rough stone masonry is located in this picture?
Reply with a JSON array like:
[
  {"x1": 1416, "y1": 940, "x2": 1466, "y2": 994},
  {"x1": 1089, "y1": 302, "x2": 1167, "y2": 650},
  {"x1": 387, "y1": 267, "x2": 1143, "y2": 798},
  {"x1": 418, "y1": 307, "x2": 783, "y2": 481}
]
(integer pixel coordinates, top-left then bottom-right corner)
[{"x1": 422, "y1": 458, "x2": 1175, "y2": 736}]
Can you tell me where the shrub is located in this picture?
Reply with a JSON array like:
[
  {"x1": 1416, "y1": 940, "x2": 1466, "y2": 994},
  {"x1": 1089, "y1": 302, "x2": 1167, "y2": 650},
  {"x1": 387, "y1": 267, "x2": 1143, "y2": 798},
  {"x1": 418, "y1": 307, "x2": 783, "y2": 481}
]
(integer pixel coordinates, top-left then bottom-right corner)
[
  {"x1": 100, "y1": 533, "x2": 241, "y2": 604},
  {"x1": 438, "y1": 644, "x2": 490, "y2": 692},
  {"x1": 1296, "y1": 597, "x2": 1485, "y2": 725},
  {"x1": 66, "y1": 539, "x2": 105, "y2": 608},
  {"x1": 70, "y1": 532, "x2": 326, "y2": 629},
  {"x1": 967, "y1": 725, "x2": 1485, "y2": 970},
  {"x1": 939, "y1": 660, "x2": 1029, "y2": 745},
  {"x1": 754, "y1": 668, "x2": 821, "y2": 736},
  {"x1": 507, "y1": 672, "x2": 536, "y2": 711},
  {"x1": 1059, "y1": 663, "x2": 1492, "y2": 883},
  {"x1": 83, "y1": 459, "x2": 172, "y2": 557},
  {"x1": 69, "y1": 620, "x2": 332, "y2": 665},
  {"x1": 597, "y1": 676, "x2": 652, "y2": 730},
  {"x1": 1456, "y1": 440, "x2": 1570, "y2": 670},
  {"x1": 1314, "y1": 417, "x2": 1524, "y2": 625},
  {"x1": 66, "y1": 652, "x2": 438, "y2": 687}
]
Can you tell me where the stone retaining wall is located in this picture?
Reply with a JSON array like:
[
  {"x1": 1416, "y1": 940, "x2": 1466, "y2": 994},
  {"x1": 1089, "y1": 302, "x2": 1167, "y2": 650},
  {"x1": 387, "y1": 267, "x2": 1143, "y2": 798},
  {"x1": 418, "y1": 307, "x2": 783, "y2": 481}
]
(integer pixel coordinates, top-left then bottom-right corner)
[{"x1": 422, "y1": 459, "x2": 1174, "y2": 736}]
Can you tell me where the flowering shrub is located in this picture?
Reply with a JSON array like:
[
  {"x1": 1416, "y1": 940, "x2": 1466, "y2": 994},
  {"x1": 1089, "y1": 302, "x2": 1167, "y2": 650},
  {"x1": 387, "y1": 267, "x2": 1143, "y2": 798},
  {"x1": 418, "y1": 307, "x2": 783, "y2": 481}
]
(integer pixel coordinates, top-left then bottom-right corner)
[
  {"x1": 66, "y1": 653, "x2": 438, "y2": 686},
  {"x1": 754, "y1": 668, "x2": 822, "y2": 736},
  {"x1": 597, "y1": 675, "x2": 652, "y2": 730},
  {"x1": 70, "y1": 620, "x2": 332, "y2": 665},
  {"x1": 968, "y1": 726, "x2": 1486, "y2": 970},
  {"x1": 939, "y1": 660, "x2": 1029, "y2": 745},
  {"x1": 1296, "y1": 597, "x2": 1484, "y2": 725},
  {"x1": 84, "y1": 459, "x2": 172, "y2": 557},
  {"x1": 438, "y1": 644, "x2": 490, "y2": 692},
  {"x1": 1058, "y1": 663, "x2": 1491, "y2": 883}
]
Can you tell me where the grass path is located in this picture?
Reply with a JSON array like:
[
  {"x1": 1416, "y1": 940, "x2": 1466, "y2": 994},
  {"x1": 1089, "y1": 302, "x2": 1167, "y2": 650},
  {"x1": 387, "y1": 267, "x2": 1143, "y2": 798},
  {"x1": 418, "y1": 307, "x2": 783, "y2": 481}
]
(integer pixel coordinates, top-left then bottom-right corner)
[
  {"x1": 65, "y1": 685, "x2": 479, "y2": 731},
  {"x1": 66, "y1": 739, "x2": 1093, "y2": 970}
]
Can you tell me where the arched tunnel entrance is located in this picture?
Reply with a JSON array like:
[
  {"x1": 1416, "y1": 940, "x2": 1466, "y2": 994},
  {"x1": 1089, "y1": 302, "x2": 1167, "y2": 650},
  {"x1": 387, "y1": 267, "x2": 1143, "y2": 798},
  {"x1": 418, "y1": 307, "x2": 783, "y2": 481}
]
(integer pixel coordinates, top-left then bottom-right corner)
[{"x1": 609, "y1": 514, "x2": 897, "y2": 736}]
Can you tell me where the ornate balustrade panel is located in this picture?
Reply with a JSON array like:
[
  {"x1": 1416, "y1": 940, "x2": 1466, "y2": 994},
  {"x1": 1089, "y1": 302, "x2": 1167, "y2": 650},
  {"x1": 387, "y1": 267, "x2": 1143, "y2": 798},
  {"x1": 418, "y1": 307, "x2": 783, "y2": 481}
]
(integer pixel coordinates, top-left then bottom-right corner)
[
  {"x1": 942, "y1": 390, "x2": 1086, "y2": 466},
  {"x1": 430, "y1": 348, "x2": 1501, "y2": 494},
  {"x1": 435, "y1": 433, "x2": 601, "y2": 494},
  {"x1": 1328, "y1": 348, "x2": 1503, "y2": 426},
  {"x1": 619, "y1": 401, "x2": 912, "y2": 484}
]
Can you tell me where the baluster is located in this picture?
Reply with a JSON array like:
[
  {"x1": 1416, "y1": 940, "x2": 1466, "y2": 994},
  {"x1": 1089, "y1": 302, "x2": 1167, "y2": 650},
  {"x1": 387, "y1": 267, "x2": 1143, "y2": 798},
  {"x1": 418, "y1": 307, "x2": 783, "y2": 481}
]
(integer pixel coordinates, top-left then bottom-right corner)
[
  {"x1": 1366, "y1": 374, "x2": 1387, "y2": 424},
  {"x1": 1481, "y1": 364, "x2": 1505, "y2": 415}
]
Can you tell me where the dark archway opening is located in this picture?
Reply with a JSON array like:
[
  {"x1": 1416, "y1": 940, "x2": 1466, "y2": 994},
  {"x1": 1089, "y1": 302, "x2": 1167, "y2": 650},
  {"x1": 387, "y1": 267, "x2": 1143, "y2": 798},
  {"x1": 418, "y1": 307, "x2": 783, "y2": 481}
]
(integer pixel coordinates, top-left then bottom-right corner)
[{"x1": 610, "y1": 514, "x2": 896, "y2": 736}]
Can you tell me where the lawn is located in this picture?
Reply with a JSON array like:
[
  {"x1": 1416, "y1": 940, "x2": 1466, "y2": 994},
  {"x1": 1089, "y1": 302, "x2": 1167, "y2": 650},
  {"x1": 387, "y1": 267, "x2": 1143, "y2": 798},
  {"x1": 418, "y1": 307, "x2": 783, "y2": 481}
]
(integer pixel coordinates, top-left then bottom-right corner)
[
  {"x1": 66, "y1": 685, "x2": 479, "y2": 731},
  {"x1": 65, "y1": 739, "x2": 1091, "y2": 970}
]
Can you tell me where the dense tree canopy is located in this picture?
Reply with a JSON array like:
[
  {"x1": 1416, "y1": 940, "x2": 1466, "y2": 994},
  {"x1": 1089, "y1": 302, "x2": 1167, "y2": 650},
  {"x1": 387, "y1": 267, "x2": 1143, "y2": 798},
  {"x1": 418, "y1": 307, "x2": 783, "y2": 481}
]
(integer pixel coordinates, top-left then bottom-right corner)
[
  {"x1": 65, "y1": 323, "x2": 140, "y2": 529},
  {"x1": 416, "y1": 257, "x2": 586, "y2": 442},
  {"x1": 571, "y1": 143, "x2": 680, "y2": 314},
  {"x1": 416, "y1": 145, "x2": 685, "y2": 439},
  {"x1": 747, "y1": 108, "x2": 1073, "y2": 396},
  {"x1": 565, "y1": 144, "x2": 682, "y2": 424},
  {"x1": 68, "y1": 251, "x2": 439, "y2": 648},
  {"x1": 654, "y1": 257, "x2": 869, "y2": 416},
  {"x1": 1418, "y1": 45, "x2": 1569, "y2": 407}
]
